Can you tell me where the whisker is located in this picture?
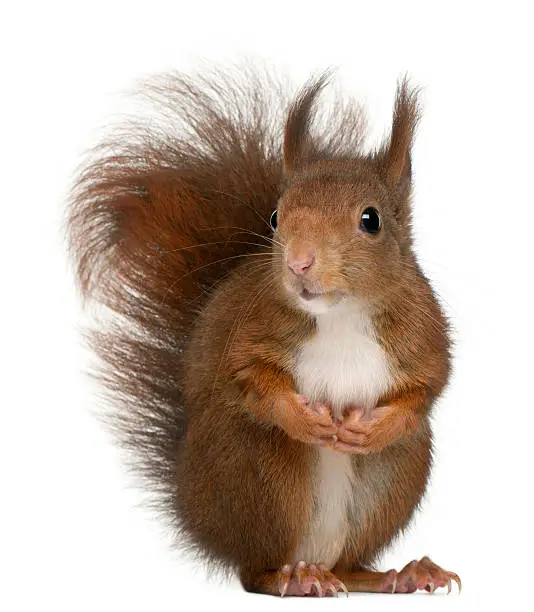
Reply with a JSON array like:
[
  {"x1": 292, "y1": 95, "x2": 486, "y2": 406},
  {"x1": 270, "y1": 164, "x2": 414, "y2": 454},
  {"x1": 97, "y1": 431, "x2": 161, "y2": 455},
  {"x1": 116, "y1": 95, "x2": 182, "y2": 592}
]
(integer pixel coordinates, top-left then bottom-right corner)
[
  {"x1": 160, "y1": 252, "x2": 274, "y2": 306},
  {"x1": 208, "y1": 189, "x2": 272, "y2": 230},
  {"x1": 159, "y1": 240, "x2": 273, "y2": 255},
  {"x1": 194, "y1": 224, "x2": 284, "y2": 249},
  {"x1": 186, "y1": 260, "x2": 275, "y2": 307}
]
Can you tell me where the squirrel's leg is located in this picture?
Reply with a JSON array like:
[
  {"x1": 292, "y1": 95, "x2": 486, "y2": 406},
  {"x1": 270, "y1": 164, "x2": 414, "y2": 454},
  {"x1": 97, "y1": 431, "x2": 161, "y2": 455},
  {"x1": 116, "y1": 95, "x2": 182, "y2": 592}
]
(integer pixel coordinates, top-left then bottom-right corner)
[
  {"x1": 241, "y1": 562, "x2": 348, "y2": 597},
  {"x1": 334, "y1": 558, "x2": 461, "y2": 594}
]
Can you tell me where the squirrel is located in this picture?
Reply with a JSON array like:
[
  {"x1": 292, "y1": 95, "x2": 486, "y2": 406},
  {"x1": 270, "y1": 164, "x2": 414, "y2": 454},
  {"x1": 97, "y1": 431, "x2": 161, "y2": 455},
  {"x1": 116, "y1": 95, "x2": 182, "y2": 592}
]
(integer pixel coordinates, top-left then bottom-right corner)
[{"x1": 67, "y1": 66, "x2": 461, "y2": 597}]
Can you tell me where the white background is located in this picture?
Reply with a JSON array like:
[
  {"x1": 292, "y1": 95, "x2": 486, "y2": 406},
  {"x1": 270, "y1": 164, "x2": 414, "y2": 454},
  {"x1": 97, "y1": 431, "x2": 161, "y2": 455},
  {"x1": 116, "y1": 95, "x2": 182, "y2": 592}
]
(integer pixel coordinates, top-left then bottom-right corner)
[{"x1": 2, "y1": 1, "x2": 533, "y2": 610}]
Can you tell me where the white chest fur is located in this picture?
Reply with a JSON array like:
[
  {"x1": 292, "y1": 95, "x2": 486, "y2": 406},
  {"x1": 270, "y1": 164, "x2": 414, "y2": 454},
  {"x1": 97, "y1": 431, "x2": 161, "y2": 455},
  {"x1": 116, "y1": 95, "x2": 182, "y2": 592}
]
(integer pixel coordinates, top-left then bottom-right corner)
[{"x1": 293, "y1": 299, "x2": 393, "y2": 568}]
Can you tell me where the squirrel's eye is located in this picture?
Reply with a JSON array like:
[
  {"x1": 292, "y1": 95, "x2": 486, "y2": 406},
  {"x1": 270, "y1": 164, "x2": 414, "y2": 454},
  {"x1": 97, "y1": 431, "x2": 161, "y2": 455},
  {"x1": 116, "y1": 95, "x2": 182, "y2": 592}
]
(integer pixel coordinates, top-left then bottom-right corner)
[
  {"x1": 270, "y1": 209, "x2": 278, "y2": 231},
  {"x1": 360, "y1": 207, "x2": 381, "y2": 234}
]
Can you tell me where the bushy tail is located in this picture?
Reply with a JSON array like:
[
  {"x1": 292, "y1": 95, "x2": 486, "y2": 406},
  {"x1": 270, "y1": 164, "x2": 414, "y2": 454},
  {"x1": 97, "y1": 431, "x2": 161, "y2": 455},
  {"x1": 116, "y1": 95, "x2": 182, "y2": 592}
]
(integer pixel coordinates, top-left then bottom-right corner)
[
  {"x1": 67, "y1": 66, "x2": 288, "y2": 517},
  {"x1": 66, "y1": 64, "x2": 368, "y2": 528}
]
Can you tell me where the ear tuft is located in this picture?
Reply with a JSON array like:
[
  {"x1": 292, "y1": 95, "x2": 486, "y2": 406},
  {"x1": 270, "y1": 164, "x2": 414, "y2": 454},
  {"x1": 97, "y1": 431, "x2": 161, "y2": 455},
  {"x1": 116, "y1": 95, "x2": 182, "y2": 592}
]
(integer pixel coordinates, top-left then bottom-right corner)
[
  {"x1": 283, "y1": 71, "x2": 333, "y2": 176},
  {"x1": 383, "y1": 77, "x2": 421, "y2": 189}
]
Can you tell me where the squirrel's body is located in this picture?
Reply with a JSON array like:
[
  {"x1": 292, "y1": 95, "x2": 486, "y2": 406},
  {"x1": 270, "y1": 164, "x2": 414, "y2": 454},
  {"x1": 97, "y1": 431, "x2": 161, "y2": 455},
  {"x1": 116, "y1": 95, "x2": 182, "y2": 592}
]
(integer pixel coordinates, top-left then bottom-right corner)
[
  {"x1": 68, "y1": 67, "x2": 459, "y2": 596},
  {"x1": 182, "y1": 260, "x2": 435, "y2": 581}
]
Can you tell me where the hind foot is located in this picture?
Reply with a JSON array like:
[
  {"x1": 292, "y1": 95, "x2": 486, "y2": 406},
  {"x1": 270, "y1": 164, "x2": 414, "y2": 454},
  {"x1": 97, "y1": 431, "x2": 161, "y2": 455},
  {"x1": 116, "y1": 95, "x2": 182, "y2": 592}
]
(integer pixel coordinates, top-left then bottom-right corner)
[
  {"x1": 241, "y1": 561, "x2": 348, "y2": 597},
  {"x1": 335, "y1": 556, "x2": 461, "y2": 594},
  {"x1": 393, "y1": 556, "x2": 461, "y2": 594},
  {"x1": 278, "y1": 562, "x2": 348, "y2": 597}
]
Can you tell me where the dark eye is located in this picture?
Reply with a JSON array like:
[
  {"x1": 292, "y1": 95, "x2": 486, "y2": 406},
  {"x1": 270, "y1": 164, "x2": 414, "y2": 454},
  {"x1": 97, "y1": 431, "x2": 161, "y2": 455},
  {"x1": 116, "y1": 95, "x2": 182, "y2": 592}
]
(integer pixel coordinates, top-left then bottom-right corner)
[
  {"x1": 270, "y1": 209, "x2": 278, "y2": 231},
  {"x1": 359, "y1": 207, "x2": 381, "y2": 234}
]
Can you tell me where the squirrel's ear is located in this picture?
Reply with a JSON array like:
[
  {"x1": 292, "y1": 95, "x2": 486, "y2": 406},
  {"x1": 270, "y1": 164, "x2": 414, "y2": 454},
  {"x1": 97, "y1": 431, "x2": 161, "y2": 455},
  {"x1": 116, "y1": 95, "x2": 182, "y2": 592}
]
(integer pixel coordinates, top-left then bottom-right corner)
[
  {"x1": 283, "y1": 72, "x2": 331, "y2": 177},
  {"x1": 381, "y1": 78, "x2": 421, "y2": 192}
]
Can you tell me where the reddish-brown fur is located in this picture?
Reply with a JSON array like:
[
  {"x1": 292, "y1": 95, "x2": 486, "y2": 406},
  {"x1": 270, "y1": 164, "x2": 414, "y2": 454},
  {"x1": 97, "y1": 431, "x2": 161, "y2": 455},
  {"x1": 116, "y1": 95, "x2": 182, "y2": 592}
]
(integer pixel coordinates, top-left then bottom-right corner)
[{"x1": 67, "y1": 66, "x2": 453, "y2": 595}]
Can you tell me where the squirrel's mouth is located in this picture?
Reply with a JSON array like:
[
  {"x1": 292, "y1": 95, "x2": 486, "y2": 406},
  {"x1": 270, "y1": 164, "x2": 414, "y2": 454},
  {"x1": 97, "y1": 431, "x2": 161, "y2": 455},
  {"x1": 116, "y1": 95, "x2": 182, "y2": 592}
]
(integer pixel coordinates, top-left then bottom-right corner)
[
  {"x1": 299, "y1": 287, "x2": 344, "y2": 304},
  {"x1": 299, "y1": 288, "x2": 323, "y2": 301},
  {"x1": 284, "y1": 277, "x2": 345, "y2": 311}
]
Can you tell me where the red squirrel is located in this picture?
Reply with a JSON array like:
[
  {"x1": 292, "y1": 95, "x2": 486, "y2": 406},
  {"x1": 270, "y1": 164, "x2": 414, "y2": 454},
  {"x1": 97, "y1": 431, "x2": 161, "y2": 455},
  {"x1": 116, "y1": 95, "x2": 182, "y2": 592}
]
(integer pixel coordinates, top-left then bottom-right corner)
[{"x1": 68, "y1": 67, "x2": 461, "y2": 597}]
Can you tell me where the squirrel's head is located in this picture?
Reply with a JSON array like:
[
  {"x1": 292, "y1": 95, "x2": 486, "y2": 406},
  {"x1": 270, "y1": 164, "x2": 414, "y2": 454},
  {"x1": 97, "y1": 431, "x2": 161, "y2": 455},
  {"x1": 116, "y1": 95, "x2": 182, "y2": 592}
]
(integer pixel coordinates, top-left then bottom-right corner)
[{"x1": 272, "y1": 75, "x2": 420, "y2": 315}]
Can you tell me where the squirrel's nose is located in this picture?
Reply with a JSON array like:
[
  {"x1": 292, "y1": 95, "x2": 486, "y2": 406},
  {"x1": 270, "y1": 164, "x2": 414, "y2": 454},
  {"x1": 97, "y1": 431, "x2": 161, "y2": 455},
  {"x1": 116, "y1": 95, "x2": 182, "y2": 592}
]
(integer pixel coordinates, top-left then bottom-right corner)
[{"x1": 287, "y1": 244, "x2": 316, "y2": 276}]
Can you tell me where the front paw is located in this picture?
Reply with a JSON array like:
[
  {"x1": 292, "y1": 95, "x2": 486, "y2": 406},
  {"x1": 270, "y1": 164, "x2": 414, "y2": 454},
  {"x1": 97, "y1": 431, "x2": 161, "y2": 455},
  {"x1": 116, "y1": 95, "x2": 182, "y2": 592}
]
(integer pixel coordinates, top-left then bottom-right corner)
[
  {"x1": 332, "y1": 405, "x2": 409, "y2": 454},
  {"x1": 275, "y1": 394, "x2": 338, "y2": 446}
]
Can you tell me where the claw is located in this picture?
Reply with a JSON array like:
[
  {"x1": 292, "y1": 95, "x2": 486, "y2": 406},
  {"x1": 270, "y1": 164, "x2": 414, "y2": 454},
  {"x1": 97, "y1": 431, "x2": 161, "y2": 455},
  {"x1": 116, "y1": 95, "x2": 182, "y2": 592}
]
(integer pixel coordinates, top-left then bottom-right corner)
[
  {"x1": 337, "y1": 580, "x2": 349, "y2": 597},
  {"x1": 312, "y1": 578, "x2": 324, "y2": 597},
  {"x1": 278, "y1": 564, "x2": 292, "y2": 597},
  {"x1": 450, "y1": 573, "x2": 462, "y2": 594},
  {"x1": 279, "y1": 575, "x2": 290, "y2": 597},
  {"x1": 295, "y1": 561, "x2": 306, "y2": 586},
  {"x1": 327, "y1": 584, "x2": 338, "y2": 597}
]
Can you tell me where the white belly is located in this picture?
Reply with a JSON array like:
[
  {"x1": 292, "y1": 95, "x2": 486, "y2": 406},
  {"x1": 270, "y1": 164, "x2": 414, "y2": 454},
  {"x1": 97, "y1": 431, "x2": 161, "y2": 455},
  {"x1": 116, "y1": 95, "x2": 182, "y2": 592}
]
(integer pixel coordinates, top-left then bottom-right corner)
[{"x1": 293, "y1": 299, "x2": 392, "y2": 568}]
